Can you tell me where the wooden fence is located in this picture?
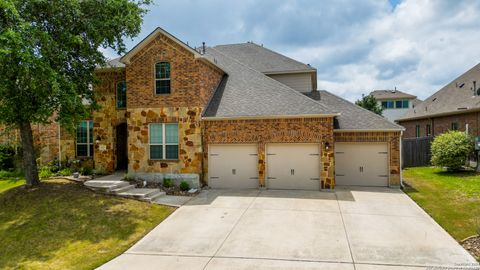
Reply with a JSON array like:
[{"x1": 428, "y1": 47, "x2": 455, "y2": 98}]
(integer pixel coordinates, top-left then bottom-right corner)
[{"x1": 402, "y1": 137, "x2": 433, "y2": 168}]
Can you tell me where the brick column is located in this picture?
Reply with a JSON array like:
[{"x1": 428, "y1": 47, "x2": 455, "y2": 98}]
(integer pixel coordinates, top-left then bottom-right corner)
[{"x1": 258, "y1": 142, "x2": 266, "y2": 187}]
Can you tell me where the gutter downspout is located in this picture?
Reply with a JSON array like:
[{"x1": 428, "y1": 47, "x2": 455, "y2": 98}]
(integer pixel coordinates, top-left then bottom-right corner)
[{"x1": 400, "y1": 130, "x2": 404, "y2": 188}]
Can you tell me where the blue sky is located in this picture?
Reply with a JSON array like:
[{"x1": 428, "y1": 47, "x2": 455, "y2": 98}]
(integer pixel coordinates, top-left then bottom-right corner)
[{"x1": 104, "y1": 0, "x2": 480, "y2": 102}]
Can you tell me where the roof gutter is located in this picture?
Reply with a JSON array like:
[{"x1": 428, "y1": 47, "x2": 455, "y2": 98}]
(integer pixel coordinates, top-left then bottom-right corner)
[
  {"x1": 333, "y1": 128, "x2": 404, "y2": 132},
  {"x1": 202, "y1": 113, "x2": 340, "y2": 121},
  {"x1": 262, "y1": 69, "x2": 316, "y2": 75},
  {"x1": 397, "y1": 107, "x2": 480, "y2": 122}
]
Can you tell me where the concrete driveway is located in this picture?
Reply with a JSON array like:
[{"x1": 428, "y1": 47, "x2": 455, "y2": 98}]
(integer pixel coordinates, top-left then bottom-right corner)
[{"x1": 98, "y1": 187, "x2": 477, "y2": 270}]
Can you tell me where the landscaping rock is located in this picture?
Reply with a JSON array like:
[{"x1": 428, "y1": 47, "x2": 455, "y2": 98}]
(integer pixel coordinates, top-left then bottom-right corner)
[{"x1": 461, "y1": 235, "x2": 480, "y2": 260}]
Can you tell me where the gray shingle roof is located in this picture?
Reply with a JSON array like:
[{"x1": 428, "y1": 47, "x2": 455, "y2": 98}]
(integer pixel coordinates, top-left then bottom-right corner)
[
  {"x1": 370, "y1": 89, "x2": 416, "y2": 100},
  {"x1": 213, "y1": 43, "x2": 315, "y2": 74},
  {"x1": 318, "y1": 91, "x2": 404, "y2": 130},
  {"x1": 97, "y1": 57, "x2": 125, "y2": 69},
  {"x1": 202, "y1": 48, "x2": 336, "y2": 118},
  {"x1": 399, "y1": 63, "x2": 480, "y2": 121}
]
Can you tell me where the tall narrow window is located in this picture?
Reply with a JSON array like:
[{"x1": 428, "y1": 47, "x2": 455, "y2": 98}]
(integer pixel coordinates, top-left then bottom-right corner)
[
  {"x1": 426, "y1": 124, "x2": 431, "y2": 137},
  {"x1": 155, "y1": 62, "x2": 170, "y2": 94},
  {"x1": 76, "y1": 120, "x2": 93, "y2": 157},
  {"x1": 395, "y1": 100, "x2": 403, "y2": 108},
  {"x1": 415, "y1": 125, "x2": 421, "y2": 138},
  {"x1": 149, "y1": 123, "x2": 178, "y2": 160},
  {"x1": 451, "y1": 122, "x2": 459, "y2": 131},
  {"x1": 402, "y1": 100, "x2": 409, "y2": 108},
  {"x1": 116, "y1": 81, "x2": 126, "y2": 108}
]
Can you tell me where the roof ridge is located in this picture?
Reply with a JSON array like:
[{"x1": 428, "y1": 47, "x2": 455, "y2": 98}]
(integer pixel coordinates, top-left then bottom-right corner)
[
  {"x1": 320, "y1": 90, "x2": 404, "y2": 129},
  {"x1": 208, "y1": 47, "x2": 333, "y2": 113}
]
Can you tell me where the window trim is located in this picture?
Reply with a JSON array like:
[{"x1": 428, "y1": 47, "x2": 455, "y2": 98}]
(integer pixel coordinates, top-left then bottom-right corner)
[
  {"x1": 116, "y1": 80, "x2": 127, "y2": 109},
  {"x1": 426, "y1": 124, "x2": 431, "y2": 137},
  {"x1": 154, "y1": 62, "x2": 171, "y2": 95},
  {"x1": 76, "y1": 120, "x2": 93, "y2": 157},
  {"x1": 415, "y1": 124, "x2": 421, "y2": 138},
  {"x1": 149, "y1": 123, "x2": 179, "y2": 160},
  {"x1": 451, "y1": 122, "x2": 459, "y2": 131}
]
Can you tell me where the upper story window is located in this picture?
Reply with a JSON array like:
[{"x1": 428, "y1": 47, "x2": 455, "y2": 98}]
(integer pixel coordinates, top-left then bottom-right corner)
[
  {"x1": 415, "y1": 125, "x2": 421, "y2": 138},
  {"x1": 383, "y1": 100, "x2": 409, "y2": 109},
  {"x1": 149, "y1": 123, "x2": 179, "y2": 160},
  {"x1": 76, "y1": 120, "x2": 93, "y2": 157},
  {"x1": 155, "y1": 62, "x2": 170, "y2": 95},
  {"x1": 116, "y1": 81, "x2": 126, "y2": 109},
  {"x1": 382, "y1": 101, "x2": 394, "y2": 109}
]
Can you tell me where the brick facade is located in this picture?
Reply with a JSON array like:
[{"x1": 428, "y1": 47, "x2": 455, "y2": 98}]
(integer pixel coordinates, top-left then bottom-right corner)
[
  {"x1": 202, "y1": 117, "x2": 336, "y2": 189},
  {"x1": 399, "y1": 111, "x2": 480, "y2": 139},
  {"x1": 334, "y1": 131, "x2": 401, "y2": 186}
]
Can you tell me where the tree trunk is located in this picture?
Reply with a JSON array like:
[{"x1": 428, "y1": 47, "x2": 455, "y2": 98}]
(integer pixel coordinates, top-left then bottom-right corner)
[{"x1": 19, "y1": 122, "x2": 40, "y2": 187}]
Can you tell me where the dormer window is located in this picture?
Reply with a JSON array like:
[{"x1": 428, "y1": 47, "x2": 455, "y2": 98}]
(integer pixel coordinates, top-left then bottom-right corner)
[
  {"x1": 155, "y1": 62, "x2": 170, "y2": 95},
  {"x1": 116, "y1": 81, "x2": 126, "y2": 108}
]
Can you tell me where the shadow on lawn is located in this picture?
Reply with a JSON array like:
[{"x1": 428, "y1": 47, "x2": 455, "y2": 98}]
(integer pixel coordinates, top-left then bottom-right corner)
[{"x1": 0, "y1": 180, "x2": 157, "y2": 269}]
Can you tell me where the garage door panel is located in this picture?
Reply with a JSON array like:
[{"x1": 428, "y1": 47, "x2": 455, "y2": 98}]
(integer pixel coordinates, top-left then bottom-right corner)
[
  {"x1": 267, "y1": 144, "x2": 320, "y2": 190},
  {"x1": 335, "y1": 143, "x2": 388, "y2": 187},
  {"x1": 209, "y1": 145, "x2": 258, "y2": 189}
]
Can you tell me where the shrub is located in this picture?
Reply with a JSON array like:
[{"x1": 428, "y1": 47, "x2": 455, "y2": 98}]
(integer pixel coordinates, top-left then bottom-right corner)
[
  {"x1": 39, "y1": 166, "x2": 54, "y2": 179},
  {"x1": 179, "y1": 181, "x2": 190, "y2": 191},
  {"x1": 0, "y1": 170, "x2": 22, "y2": 179},
  {"x1": 58, "y1": 168, "x2": 72, "y2": 176},
  {"x1": 80, "y1": 166, "x2": 93, "y2": 175},
  {"x1": 163, "y1": 178, "x2": 173, "y2": 188},
  {"x1": 431, "y1": 131, "x2": 473, "y2": 170},
  {"x1": 93, "y1": 166, "x2": 108, "y2": 176},
  {"x1": 0, "y1": 144, "x2": 16, "y2": 170}
]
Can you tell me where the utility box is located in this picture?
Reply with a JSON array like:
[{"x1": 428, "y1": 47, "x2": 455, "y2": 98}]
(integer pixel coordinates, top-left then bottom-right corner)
[{"x1": 476, "y1": 137, "x2": 480, "y2": 150}]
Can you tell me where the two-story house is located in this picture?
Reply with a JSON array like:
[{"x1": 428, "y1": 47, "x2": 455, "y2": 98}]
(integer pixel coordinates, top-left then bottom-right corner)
[
  {"x1": 369, "y1": 89, "x2": 421, "y2": 122},
  {"x1": 25, "y1": 27, "x2": 403, "y2": 190}
]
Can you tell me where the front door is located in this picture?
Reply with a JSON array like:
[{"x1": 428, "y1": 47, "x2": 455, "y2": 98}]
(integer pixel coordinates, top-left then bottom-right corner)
[{"x1": 116, "y1": 123, "x2": 128, "y2": 170}]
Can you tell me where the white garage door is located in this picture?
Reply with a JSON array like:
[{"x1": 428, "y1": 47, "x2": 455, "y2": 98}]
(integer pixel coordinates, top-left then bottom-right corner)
[
  {"x1": 208, "y1": 144, "x2": 259, "y2": 189},
  {"x1": 266, "y1": 144, "x2": 320, "y2": 190},
  {"x1": 335, "y1": 143, "x2": 389, "y2": 187}
]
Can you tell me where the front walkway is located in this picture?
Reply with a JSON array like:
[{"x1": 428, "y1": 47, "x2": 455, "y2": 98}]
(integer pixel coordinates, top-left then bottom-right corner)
[{"x1": 98, "y1": 187, "x2": 478, "y2": 270}]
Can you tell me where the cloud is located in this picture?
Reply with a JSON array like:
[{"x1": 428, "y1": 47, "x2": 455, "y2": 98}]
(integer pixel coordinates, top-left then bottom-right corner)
[{"x1": 106, "y1": 0, "x2": 480, "y2": 102}]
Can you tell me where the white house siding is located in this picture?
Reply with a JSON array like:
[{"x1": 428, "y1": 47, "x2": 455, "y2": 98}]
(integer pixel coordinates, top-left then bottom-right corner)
[{"x1": 268, "y1": 73, "x2": 313, "y2": 93}]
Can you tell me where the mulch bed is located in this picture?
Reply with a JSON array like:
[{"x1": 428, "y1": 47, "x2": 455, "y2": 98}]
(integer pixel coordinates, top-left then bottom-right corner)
[{"x1": 461, "y1": 235, "x2": 480, "y2": 260}]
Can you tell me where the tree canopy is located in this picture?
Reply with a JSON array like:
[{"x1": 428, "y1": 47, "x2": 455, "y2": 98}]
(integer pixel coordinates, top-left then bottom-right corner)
[
  {"x1": 355, "y1": 94, "x2": 383, "y2": 115},
  {"x1": 0, "y1": 0, "x2": 151, "y2": 186}
]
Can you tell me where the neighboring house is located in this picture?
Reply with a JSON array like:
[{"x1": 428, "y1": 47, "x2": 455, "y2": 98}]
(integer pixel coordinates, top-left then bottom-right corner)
[
  {"x1": 398, "y1": 63, "x2": 480, "y2": 139},
  {"x1": 370, "y1": 89, "x2": 421, "y2": 122},
  {"x1": 5, "y1": 27, "x2": 403, "y2": 189}
]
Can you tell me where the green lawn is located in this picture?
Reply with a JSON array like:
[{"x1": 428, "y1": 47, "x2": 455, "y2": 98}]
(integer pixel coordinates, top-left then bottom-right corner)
[
  {"x1": 0, "y1": 177, "x2": 25, "y2": 193},
  {"x1": 403, "y1": 167, "x2": 480, "y2": 242},
  {"x1": 0, "y1": 179, "x2": 175, "y2": 270}
]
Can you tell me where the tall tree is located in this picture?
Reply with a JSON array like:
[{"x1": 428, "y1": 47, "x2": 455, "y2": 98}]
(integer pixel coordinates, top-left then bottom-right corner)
[
  {"x1": 355, "y1": 94, "x2": 384, "y2": 115},
  {"x1": 0, "y1": 0, "x2": 151, "y2": 187}
]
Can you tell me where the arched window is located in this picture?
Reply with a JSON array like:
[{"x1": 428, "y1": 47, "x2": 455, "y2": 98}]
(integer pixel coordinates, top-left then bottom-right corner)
[
  {"x1": 155, "y1": 62, "x2": 170, "y2": 94},
  {"x1": 116, "y1": 81, "x2": 126, "y2": 108}
]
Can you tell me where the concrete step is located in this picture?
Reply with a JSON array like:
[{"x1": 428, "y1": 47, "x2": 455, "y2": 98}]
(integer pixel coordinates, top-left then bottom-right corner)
[
  {"x1": 109, "y1": 184, "x2": 136, "y2": 194},
  {"x1": 144, "y1": 191, "x2": 166, "y2": 202},
  {"x1": 84, "y1": 180, "x2": 129, "y2": 192},
  {"x1": 116, "y1": 188, "x2": 162, "y2": 200}
]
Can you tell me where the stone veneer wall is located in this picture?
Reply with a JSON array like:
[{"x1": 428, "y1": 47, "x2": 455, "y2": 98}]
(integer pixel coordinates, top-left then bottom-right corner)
[
  {"x1": 334, "y1": 131, "x2": 401, "y2": 186},
  {"x1": 92, "y1": 69, "x2": 127, "y2": 172},
  {"x1": 127, "y1": 107, "x2": 203, "y2": 175},
  {"x1": 202, "y1": 117, "x2": 335, "y2": 189}
]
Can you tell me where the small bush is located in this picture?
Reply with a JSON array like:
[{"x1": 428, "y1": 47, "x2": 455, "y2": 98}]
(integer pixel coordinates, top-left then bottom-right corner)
[
  {"x1": 0, "y1": 170, "x2": 22, "y2": 179},
  {"x1": 39, "y1": 166, "x2": 54, "y2": 179},
  {"x1": 0, "y1": 144, "x2": 16, "y2": 170},
  {"x1": 93, "y1": 166, "x2": 108, "y2": 176},
  {"x1": 80, "y1": 166, "x2": 93, "y2": 175},
  {"x1": 179, "y1": 181, "x2": 190, "y2": 191},
  {"x1": 163, "y1": 178, "x2": 173, "y2": 188},
  {"x1": 431, "y1": 131, "x2": 473, "y2": 170},
  {"x1": 58, "y1": 168, "x2": 72, "y2": 176}
]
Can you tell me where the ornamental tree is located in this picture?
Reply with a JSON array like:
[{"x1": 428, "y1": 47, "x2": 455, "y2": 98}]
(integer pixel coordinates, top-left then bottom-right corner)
[
  {"x1": 0, "y1": 0, "x2": 151, "y2": 186},
  {"x1": 355, "y1": 94, "x2": 383, "y2": 115},
  {"x1": 431, "y1": 131, "x2": 473, "y2": 170}
]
